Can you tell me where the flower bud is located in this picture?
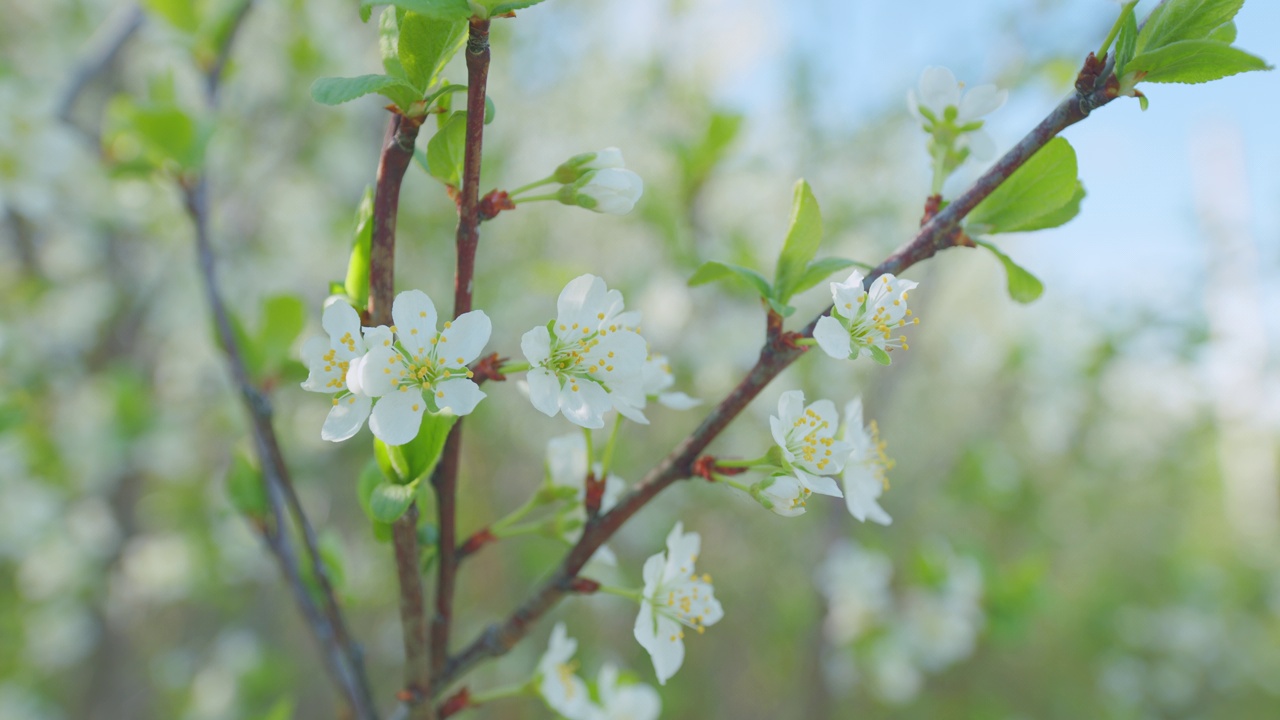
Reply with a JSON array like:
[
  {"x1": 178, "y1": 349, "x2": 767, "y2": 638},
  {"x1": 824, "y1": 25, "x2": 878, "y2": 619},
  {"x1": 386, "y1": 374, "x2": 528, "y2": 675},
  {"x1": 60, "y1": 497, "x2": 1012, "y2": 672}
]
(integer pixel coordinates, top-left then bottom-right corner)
[
  {"x1": 553, "y1": 147, "x2": 625, "y2": 183},
  {"x1": 561, "y1": 168, "x2": 643, "y2": 215}
]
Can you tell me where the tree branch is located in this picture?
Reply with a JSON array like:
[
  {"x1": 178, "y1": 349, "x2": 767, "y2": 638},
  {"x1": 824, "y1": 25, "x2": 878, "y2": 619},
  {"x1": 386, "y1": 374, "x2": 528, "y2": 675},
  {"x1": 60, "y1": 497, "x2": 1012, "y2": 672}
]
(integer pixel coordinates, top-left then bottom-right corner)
[
  {"x1": 427, "y1": 16, "x2": 492, "y2": 699},
  {"x1": 435, "y1": 63, "x2": 1119, "y2": 692}
]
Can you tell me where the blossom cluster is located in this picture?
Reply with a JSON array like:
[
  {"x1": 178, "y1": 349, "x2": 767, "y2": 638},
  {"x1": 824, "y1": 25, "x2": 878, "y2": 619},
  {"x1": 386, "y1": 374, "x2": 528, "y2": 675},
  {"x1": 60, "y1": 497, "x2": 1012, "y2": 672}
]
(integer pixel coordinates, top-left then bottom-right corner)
[{"x1": 301, "y1": 275, "x2": 696, "y2": 445}]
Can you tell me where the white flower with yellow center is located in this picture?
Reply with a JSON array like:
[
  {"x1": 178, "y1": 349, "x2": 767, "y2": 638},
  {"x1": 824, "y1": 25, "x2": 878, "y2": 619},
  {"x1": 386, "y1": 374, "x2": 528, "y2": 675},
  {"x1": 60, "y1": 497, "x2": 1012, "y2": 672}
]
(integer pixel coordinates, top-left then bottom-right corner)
[
  {"x1": 301, "y1": 300, "x2": 389, "y2": 442},
  {"x1": 537, "y1": 623, "x2": 593, "y2": 720},
  {"x1": 814, "y1": 271, "x2": 920, "y2": 363},
  {"x1": 633, "y1": 522, "x2": 723, "y2": 685},
  {"x1": 592, "y1": 663, "x2": 661, "y2": 720},
  {"x1": 842, "y1": 399, "x2": 894, "y2": 525},
  {"x1": 350, "y1": 290, "x2": 491, "y2": 446},
  {"x1": 522, "y1": 275, "x2": 648, "y2": 429}
]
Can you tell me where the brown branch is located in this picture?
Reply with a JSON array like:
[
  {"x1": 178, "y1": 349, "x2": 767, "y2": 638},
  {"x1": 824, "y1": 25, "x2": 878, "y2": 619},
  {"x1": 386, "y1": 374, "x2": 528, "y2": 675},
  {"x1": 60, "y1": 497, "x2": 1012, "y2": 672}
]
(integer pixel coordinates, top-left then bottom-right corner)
[
  {"x1": 426, "y1": 16, "x2": 492, "y2": 702},
  {"x1": 434, "y1": 60, "x2": 1120, "y2": 692},
  {"x1": 177, "y1": 3, "x2": 377, "y2": 716}
]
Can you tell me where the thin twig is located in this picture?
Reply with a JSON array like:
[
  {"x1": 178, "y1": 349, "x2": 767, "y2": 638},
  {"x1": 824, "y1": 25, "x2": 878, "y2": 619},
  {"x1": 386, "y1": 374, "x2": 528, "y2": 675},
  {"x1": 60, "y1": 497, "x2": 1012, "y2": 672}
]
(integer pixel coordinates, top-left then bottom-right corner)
[
  {"x1": 56, "y1": 3, "x2": 145, "y2": 140},
  {"x1": 368, "y1": 104, "x2": 428, "y2": 717},
  {"x1": 177, "y1": 2, "x2": 378, "y2": 716},
  {"x1": 435, "y1": 64, "x2": 1120, "y2": 692},
  {"x1": 428, "y1": 16, "x2": 493, "y2": 699}
]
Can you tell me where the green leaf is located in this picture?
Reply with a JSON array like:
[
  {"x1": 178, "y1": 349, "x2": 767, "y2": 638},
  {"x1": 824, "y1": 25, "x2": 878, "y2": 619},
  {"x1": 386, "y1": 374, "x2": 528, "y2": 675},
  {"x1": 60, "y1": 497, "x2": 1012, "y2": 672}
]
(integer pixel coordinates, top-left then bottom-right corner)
[
  {"x1": 105, "y1": 97, "x2": 209, "y2": 172},
  {"x1": 1209, "y1": 21, "x2": 1237, "y2": 45},
  {"x1": 226, "y1": 453, "x2": 268, "y2": 519},
  {"x1": 259, "y1": 698, "x2": 294, "y2": 720},
  {"x1": 1127, "y1": 40, "x2": 1270, "y2": 85},
  {"x1": 688, "y1": 260, "x2": 772, "y2": 298},
  {"x1": 361, "y1": 0, "x2": 472, "y2": 21},
  {"x1": 486, "y1": 0, "x2": 548, "y2": 14},
  {"x1": 1137, "y1": 0, "x2": 1243, "y2": 53},
  {"x1": 256, "y1": 295, "x2": 306, "y2": 376},
  {"x1": 975, "y1": 240, "x2": 1045, "y2": 304},
  {"x1": 357, "y1": 462, "x2": 395, "y2": 539},
  {"x1": 1010, "y1": 182, "x2": 1085, "y2": 233},
  {"x1": 868, "y1": 345, "x2": 892, "y2": 366},
  {"x1": 398, "y1": 12, "x2": 467, "y2": 91},
  {"x1": 426, "y1": 111, "x2": 468, "y2": 187},
  {"x1": 766, "y1": 298, "x2": 796, "y2": 318},
  {"x1": 309, "y1": 74, "x2": 417, "y2": 106},
  {"x1": 344, "y1": 187, "x2": 375, "y2": 308},
  {"x1": 369, "y1": 482, "x2": 416, "y2": 523},
  {"x1": 772, "y1": 180, "x2": 824, "y2": 303},
  {"x1": 678, "y1": 111, "x2": 744, "y2": 196},
  {"x1": 374, "y1": 412, "x2": 456, "y2": 482},
  {"x1": 379, "y1": 7, "x2": 407, "y2": 79},
  {"x1": 143, "y1": 0, "x2": 200, "y2": 33},
  {"x1": 966, "y1": 138, "x2": 1080, "y2": 235},
  {"x1": 790, "y1": 258, "x2": 869, "y2": 299},
  {"x1": 1115, "y1": 8, "x2": 1139, "y2": 75}
]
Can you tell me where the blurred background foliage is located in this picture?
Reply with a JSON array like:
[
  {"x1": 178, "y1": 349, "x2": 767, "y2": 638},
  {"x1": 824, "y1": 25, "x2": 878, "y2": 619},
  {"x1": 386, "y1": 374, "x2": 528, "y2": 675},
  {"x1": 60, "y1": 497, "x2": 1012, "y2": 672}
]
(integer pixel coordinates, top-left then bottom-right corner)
[{"x1": 2, "y1": 0, "x2": 1279, "y2": 719}]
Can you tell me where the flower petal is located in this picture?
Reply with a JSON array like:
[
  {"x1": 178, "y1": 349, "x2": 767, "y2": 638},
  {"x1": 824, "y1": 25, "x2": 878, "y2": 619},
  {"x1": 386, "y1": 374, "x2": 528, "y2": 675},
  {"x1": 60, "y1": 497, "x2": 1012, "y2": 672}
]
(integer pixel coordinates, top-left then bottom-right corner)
[
  {"x1": 918, "y1": 65, "x2": 959, "y2": 113},
  {"x1": 322, "y1": 300, "x2": 362, "y2": 346},
  {"x1": 438, "y1": 310, "x2": 491, "y2": 367},
  {"x1": 557, "y1": 274, "x2": 608, "y2": 330},
  {"x1": 814, "y1": 316, "x2": 853, "y2": 359},
  {"x1": 845, "y1": 470, "x2": 892, "y2": 525},
  {"x1": 433, "y1": 378, "x2": 485, "y2": 416},
  {"x1": 521, "y1": 325, "x2": 552, "y2": 365},
  {"x1": 634, "y1": 604, "x2": 684, "y2": 685},
  {"x1": 958, "y1": 84, "x2": 1007, "y2": 122},
  {"x1": 965, "y1": 128, "x2": 997, "y2": 162},
  {"x1": 321, "y1": 394, "x2": 371, "y2": 442},
  {"x1": 527, "y1": 368, "x2": 562, "y2": 417},
  {"x1": 658, "y1": 392, "x2": 701, "y2": 410},
  {"x1": 357, "y1": 345, "x2": 405, "y2": 397},
  {"x1": 368, "y1": 389, "x2": 427, "y2": 446},
  {"x1": 800, "y1": 470, "x2": 844, "y2": 498},
  {"x1": 559, "y1": 380, "x2": 609, "y2": 429},
  {"x1": 392, "y1": 290, "x2": 438, "y2": 358}
]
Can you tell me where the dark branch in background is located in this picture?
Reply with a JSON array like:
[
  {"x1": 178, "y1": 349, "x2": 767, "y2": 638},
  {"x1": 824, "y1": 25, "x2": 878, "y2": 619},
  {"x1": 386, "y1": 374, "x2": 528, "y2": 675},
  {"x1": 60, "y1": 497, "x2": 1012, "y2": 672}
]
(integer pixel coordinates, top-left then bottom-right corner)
[
  {"x1": 427, "y1": 15, "x2": 493, "y2": 701},
  {"x1": 57, "y1": 3, "x2": 145, "y2": 141},
  {"x1": 369, "y1": 111, "x2": 429, "y2": 715},
  {"x1": 172, "y1": 2, "x2": 378, "y2": 717},
  {"x1": 433, "y1": 57, "x2": 1122, "y2": 693}
]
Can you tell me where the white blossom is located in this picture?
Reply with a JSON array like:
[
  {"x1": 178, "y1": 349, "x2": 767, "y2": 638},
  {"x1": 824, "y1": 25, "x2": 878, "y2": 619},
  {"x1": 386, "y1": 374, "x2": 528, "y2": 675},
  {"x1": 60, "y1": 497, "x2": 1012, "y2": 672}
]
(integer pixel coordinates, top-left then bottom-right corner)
[
  {"x1": 523, "y1": 275, "x2": 649, "y2": 429},
  {"x1": 633, "y1": 522, "x2": 723, "y2": 684},
  {"x1": 841, "y1": 399, "x2": 893, "y2": 525},
  {"x1": 583, "y1": 147, "x2": 625, "y2": 171},
  {"x1": 575, "y1": 168, "x2": 644, "y2": 215},
  {"x1": 591, "y1": 663, "x2": 661, "y2": 720},
  {"x1": 301, "y1": 299, "x2": 389, "y2": 442},
  {"x1": 907, "y1": 66, "x2": 1006, "y2": 161},
  {"x1": 537, "y1": 623, "x2": 593, "y2": 720},
  {"x1": 351, "y1": 290, "x2": 491, "y2": 445},
  {"x1": 814, "y1": 271, "x2": 920, "y2": 362},
  {"x1": 641, "y1": 354, "x2": 700, "y2": 410}
]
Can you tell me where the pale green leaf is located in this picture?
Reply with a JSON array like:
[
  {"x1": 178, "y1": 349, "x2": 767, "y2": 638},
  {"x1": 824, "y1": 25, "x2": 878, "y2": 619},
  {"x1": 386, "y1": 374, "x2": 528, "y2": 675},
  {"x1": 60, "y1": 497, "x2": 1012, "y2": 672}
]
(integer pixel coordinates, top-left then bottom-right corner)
[
  {"x1": 309, "y1": 74, "x2": 417, "y2": 106},
  {"x1": 1128, "y1": 40, "x2": 1270, "y2": 85},
  {"x1": 1137, "y1": 0, "x2": 1244, "y2": 53},
  {"x1": 688, "y1": 260, "x2": 771, "y2": 298},
  {"x1": 1209, "y1": 21, "x2": 1237, "y2": 44},
  {"x1": 1009, "y1": 182, "x2": 1085, "y2": 233},
  {"x1": 425, "y1": 111, "x2": 467, "y2": 187},
  {"x1": 975, "y1": 240, "x2": 1045, "y2": 304},
  {"x1": 226, "y1": 453, "x2": 267, "y2": 519},
  {"x1": 790, "y1": 258, "x2": 868, "y2": 298},
  {"x1": 142, "y1": 0, "x2": 199, "y2": 33},
  {"x1": 1115, "y1": 8, "x2": 1139, "y2": 75},
  {"x1": 344, "y1": 187, "x2": 374, "y2": 309},
  {"x1": 361, "y1": 0, "x2": 472, "y2": 21},
  {"x1": 398, "y1": 12, "x2": 467, "y2": 91},
  {"x1": 966, "y1": 138, "x2": 1080, "y2": 235},
  {"x1": 868, "y1": 345, "x2": 892, "y2": 366},
  {"x1": 256, "y1": 295, "x2": 306, "y2": 374},
  {"x1": 486, "y1": 0, "x2": 548, "y2": 13},
  {"x1": 369, "y1": 482, "x2": 416, "y2": 523},
  {"x1": 773, "y1": 179, "x2": 824, "y2": 302}
]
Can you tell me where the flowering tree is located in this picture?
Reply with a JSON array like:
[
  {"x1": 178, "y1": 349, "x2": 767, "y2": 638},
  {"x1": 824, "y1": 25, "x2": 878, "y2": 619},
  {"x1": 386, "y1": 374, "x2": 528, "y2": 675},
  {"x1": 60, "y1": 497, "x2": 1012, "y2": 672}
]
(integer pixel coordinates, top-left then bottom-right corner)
[{"x1": 22, "y1": 0, "x2": 1273, "y2": 718}]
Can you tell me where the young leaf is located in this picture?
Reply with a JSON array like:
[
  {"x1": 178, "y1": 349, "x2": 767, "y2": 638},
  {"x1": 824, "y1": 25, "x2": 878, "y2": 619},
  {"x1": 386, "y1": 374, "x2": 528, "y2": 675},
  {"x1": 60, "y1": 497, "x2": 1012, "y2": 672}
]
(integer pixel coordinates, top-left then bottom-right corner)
[
  {"x1": 345, "y1": 187, "x2": 375, "y2": 308},
  {"x1": 226, "y1": 453, "x2": 268, "y2": 519},
  {"x1": 1209, "y1": 21, "x2": 1237, "y2": 45},
  {"x1": 1136, "y1": 0, "x2": 1244, "y2": 54},
  {"x1": 790, "y1": 258, "x2": 869, "y2": 298},
  {"x1": 142, "y1": 0, "x2": 200, "y2": 34},
  {"x1": 1009, "y1": 182, "x2": 1085, "y2": 233},
  {"x1": 425, "y1": 111, "x2": 468, "y2": 187},
  {"x1": 398, "y1": 412, "x2": 456, "y2": 483},
  {"x1": 773, "y1": 180, "x2": 824, "y2": 303},
  {"x1": 1126, "y1": 40, "x2": 1270, "y2": 85},
  {"x1": 975, "y1": 240, "x2": 1045, "y2": 304},
  {"x1": 486, "y1": 0, "x2": 549, "y2": 14},
  {"x1": 256, "y1": 295, "x2": 306, "y2": 376},
  {"x1": 397, "y1": 12, "x2": 467, "y2": 91},
  {"x1": 369, "y1": 482, "x2": 416, "y2": 523},
  {"x1": 310, "y1": 74, "x2": 417, "y2": 106},
  {"x1": 1115, "y1": 8, "x2": 1139, "y2": 75},
  {"x1": 966, "y1": 138, "x2": 1080, "y2": 235},
  {"x1": 688, "y1": 260, "x2": 772, "y2": 299},
  {"x1": 361, "y1": 0, "x2": 472, "y2": 21}
]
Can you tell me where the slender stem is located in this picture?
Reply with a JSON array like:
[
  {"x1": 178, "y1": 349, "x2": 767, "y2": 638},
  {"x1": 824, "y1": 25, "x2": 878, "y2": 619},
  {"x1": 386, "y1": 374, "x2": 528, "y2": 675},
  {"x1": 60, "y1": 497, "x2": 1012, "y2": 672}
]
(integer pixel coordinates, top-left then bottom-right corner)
[
  {"x1": 490, "y1": 493, "x2": 545, "y2": 533},
  {"x1": 511, "y1": 193, "x2": 560, "y2": 204},
  {"x1": 713, "y1": 455, "x2": 771, "y2": 469},
  {"x1": 596, "y1": 585, "x2": 643, "y2": 602},
  {"x1": 468, "y1": 681, "x2": 535, "y2": 706},
  {"x1": 497, "y1": 360, "x2": 530, "y2": 374},
  {"x1": 435, "y1": 64, "x2": 1120, "y2": 693},
  {"x1": 430, "y1": 16, "x2": 493, "y2": 698},
  {"x1": 599, "y1": 415, "x2": 623, "y2": 478},
  {"x1": 507, "y1": 176, "x2": 556, "y2": 197},
  {"x1": 492, "y1": 521, "x2": 551, "y2": 539},
  {"x1": 714, "y1": 475, "x2": 753, "y2": 493},
  {"x1": 1098, "y1": 2, "x2": 1138, "y2": 58},
  {"x1": 177, "y1": 4, "x2": 376, "y2": 717},
  {"x1": 582, "y1": 427, "x2": 595, "y2": 470}
]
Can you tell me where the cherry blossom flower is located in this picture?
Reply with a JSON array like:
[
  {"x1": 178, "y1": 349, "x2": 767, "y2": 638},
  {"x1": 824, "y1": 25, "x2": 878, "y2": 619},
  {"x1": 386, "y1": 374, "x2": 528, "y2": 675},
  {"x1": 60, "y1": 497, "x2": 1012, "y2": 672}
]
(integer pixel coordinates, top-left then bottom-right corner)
[
  {"x1": 633, "y1": 522, "x2": 723, "y2": 684},
  {"x1": 814, "y1": 271, "x2": 920, "y2": 363},
  {"x1": 570, "y1": 168, "x2": 644, "y2": 215},
  {"x1": 301, "y1": 300, "x2": 390, "y2": 442},
  {"x1": 523, "y1": 275, "x2": 649, "y2": 429},
  {"x1": 591, "y1": 663, "x2": 661, "y2": 720},
  {"x1": 841, "y1": 399, "x2": 894, "y2": 525},
  {"x1": 907, "y1": 66, "x2": 1006, "y2": 161},
  {"x1": 349, "y1": 290, "x2": 491, "y2": 445},
  {"x1": 537, "y1": 623, "x2": 593, "y2": 720}
]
